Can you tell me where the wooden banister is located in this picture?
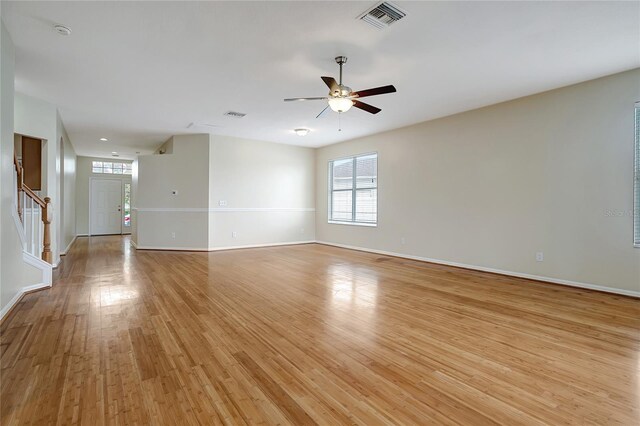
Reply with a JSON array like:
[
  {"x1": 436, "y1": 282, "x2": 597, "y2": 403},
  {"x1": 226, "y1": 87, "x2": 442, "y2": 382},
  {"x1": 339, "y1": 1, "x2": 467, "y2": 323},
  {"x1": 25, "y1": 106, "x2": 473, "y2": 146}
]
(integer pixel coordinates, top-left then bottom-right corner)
[
  {"x1": 22, "y1": 184, "x2": 46, "y2": 208},
  {"x1": 14, "y1": 152, "x2": 23, "y2": 221}
]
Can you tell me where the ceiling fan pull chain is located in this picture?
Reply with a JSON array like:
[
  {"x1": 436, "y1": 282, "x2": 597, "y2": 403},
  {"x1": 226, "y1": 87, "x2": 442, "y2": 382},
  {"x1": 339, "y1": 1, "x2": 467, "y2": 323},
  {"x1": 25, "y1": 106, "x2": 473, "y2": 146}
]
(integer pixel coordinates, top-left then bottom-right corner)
[{"x1": 338, "y1": 112, "x2": 342, "y2": 132}]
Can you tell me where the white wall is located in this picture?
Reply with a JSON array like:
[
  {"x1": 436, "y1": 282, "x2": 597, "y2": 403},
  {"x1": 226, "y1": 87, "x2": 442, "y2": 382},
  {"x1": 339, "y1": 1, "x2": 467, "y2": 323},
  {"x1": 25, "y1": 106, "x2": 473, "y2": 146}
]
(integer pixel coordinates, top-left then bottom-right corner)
[
  {"x1": 208, "y1": 135, "x2": 315, "y2": 249},
  {"x1": 316, "y1": 68, "x2": 640, "y2": 295},
  {"x1": 58, "y1": 113, "x2": 76, "y2": 254},
  {"x1": 0, "y1": 19, "x2": 46, "y2": 317},
  {"x1": 13, "y1": 94, "x2": 78, "y2": 263},
  {"x1": 14, "y1": 93, "x2": 61, "y2": 264},
  {"x1": 75, "y1": 156, "x2": 132, "y2": 236},
  {"x1": 134, "y1": 134, "x2": 210, "y2": 249}
]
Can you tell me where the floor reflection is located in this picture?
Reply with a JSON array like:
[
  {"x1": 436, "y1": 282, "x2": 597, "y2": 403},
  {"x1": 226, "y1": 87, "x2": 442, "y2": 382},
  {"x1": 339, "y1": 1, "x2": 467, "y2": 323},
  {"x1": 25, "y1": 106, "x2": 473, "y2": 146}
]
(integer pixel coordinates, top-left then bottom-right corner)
[
  {"x1": 325, "y1": 264, "x2": 380, "y2": 338},
  {"x1": 100, "y1": 285, "x2": 139, "y2": 306}
]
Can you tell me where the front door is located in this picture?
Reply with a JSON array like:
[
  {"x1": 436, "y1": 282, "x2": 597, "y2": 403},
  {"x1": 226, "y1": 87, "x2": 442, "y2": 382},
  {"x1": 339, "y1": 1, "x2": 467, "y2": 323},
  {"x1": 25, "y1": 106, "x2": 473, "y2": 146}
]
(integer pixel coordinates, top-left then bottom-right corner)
[{"x1": 91, "y1": 179, "x2": 122, "y2": 235}]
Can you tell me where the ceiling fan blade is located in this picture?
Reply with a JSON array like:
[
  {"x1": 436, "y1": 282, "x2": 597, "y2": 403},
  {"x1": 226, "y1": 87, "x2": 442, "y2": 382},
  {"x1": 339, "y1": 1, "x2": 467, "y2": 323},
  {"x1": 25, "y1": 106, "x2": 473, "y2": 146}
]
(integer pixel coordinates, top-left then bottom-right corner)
[
  {"x1": 284, "y1": 97, "x2": 328, "y2": 102},
  {"x1": 315, "y1": 105, "x2": 330, "y2": 118},
  {"x1": 353, "y1": 85, "x2": 396, "y2": 98},
  {"x1": 353, "y1": 100, "x2": 381, "y2": 114},
  {"x1": 321, "y1": 76, "x2": 339, "y2": 95}
]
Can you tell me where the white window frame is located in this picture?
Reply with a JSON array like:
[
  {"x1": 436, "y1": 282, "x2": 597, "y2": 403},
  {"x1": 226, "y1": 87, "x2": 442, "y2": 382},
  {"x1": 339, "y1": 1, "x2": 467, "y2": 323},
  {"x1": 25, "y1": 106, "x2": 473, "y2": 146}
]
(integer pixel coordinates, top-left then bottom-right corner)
[
  {"x1": 634, "y1": 102, "x2": 640, "y2": 248},
  {"x1": 328, "y1": 152, "x2": 378, "y2": 227},
  {"x1": 92, "y1": 160, "x2": 132, "y2": 175}
]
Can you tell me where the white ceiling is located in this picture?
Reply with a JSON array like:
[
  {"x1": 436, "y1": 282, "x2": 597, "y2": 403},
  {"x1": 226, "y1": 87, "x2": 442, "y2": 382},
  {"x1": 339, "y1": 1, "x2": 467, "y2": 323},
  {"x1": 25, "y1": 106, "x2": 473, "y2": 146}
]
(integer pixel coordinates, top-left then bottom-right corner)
[{"x1": 3, "y1": 1, "x2": 639, "y2": 159}]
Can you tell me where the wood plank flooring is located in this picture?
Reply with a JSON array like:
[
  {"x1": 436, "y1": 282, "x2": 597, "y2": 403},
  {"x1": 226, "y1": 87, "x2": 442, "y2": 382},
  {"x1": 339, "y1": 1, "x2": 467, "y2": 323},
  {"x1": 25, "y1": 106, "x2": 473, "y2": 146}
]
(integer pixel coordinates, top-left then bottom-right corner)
[{"x1": 1, "y1": 235, "x2": 639, "y2": 425}]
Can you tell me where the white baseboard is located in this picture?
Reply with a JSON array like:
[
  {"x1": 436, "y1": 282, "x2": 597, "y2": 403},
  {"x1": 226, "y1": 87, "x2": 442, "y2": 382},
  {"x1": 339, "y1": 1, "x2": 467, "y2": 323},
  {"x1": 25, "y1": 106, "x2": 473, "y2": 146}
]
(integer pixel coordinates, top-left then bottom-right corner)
[
  {"x1": 208, "y1": 240, "x2": 316, "y2": 251},
  {"x1": 133, "y1": 245, "x2": 209, "y2": 251},
  {"x1": 60, "y1": 235, "x2": 78, "y2": 256},
  {"x1": 0, "y1": 282, "x2": 51, "y2": 322},
  {"x1": 131, "y1": 240, "x2": 315, "y2": 252},
  {"x1": 316, "y1": 241, "x2": 640, "y2": 298}
]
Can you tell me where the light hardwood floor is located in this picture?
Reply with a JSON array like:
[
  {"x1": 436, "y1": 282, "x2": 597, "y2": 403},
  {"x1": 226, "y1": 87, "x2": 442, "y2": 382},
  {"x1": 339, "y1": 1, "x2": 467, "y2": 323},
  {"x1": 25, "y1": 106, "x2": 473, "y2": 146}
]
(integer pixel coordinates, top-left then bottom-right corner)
[{"x1": 1, "y1": 236, "x2": 638, "y2": 425}]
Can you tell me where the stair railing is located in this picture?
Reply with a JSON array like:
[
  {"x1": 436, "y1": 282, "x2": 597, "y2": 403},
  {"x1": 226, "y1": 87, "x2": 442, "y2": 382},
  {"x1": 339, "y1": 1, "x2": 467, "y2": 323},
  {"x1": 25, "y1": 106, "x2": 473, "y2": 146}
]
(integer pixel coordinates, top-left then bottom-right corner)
[{"x1": 13, "y1": 153, "x2": 52, "y2": 263}]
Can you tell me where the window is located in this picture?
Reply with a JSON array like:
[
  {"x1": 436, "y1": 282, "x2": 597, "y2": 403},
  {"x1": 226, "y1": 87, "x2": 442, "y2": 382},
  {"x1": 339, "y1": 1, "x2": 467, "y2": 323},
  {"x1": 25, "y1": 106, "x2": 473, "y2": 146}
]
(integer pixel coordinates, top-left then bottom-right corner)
[
  {"x1": 92, "y1": 161, "x2": 132, "y2": 175},
  {"x1": 123, "y1": 183, "x2": 131, "y2": 228},
  {"x1": 328, "y1": 153, "x2": 377, "y2": 225},
  {"x1": 634, "y1": 103, "x2": 640, "y2": 247}
]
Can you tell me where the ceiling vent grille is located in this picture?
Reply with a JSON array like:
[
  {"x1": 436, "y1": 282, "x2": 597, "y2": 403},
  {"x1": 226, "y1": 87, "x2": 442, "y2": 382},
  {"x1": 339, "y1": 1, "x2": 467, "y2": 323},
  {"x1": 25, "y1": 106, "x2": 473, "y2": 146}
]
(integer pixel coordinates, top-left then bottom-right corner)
[
  {"x1": 359, "y1": 2, "x2": 406, "y2": 29},
  {"x1": 224, "y1": 111, "x2": 246, "y2": 118}
]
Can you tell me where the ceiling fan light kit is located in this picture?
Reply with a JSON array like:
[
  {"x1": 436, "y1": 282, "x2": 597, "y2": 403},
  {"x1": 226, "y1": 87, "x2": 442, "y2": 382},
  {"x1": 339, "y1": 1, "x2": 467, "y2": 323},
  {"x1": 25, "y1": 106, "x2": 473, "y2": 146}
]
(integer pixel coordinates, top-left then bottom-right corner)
[
  {"x1": 284, "y1": 56, "x2": 396, "y2": 119},
  {"x1": 328, "y1": 97, "x2": 353, "y2": 113}
]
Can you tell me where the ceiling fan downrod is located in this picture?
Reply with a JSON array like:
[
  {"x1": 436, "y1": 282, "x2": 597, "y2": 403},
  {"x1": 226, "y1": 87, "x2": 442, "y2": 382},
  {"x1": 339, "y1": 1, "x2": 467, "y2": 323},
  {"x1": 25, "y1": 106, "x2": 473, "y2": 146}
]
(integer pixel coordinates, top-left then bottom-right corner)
[{"x1": 335, "y1": 56, "x2": 347, "y2": 85}]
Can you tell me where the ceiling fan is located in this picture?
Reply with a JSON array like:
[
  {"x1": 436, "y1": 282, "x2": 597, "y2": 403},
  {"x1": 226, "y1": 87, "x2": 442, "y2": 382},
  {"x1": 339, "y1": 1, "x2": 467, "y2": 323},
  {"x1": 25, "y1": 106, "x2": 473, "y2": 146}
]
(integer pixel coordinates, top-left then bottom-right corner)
[{"x1": 284, "y1": 56, "x2": 396, "y2": 118}]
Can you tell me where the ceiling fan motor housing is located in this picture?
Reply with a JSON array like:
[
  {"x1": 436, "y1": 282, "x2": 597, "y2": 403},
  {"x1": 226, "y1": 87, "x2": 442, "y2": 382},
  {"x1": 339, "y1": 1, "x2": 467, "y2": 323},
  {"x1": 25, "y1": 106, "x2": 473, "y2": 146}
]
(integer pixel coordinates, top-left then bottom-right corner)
[{"x1": 330, "y1": 85, "x2": 352, "y2": 98}]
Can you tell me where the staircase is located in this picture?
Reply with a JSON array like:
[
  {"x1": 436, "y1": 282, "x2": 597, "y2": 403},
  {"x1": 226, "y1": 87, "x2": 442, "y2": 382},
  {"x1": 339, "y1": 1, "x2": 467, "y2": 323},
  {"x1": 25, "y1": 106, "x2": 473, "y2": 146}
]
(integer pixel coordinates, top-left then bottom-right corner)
[{"x1": 13, "y1": 152, "x2": 52, "y2": 263}]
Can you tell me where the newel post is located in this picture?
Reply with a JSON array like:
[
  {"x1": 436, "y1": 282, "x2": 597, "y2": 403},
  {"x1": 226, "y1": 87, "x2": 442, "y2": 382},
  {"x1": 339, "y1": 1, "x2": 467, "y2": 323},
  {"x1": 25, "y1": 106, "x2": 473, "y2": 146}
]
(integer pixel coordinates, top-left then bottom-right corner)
[{"x1": 42, "y1": 197, "x2": 52, "y2": 264}]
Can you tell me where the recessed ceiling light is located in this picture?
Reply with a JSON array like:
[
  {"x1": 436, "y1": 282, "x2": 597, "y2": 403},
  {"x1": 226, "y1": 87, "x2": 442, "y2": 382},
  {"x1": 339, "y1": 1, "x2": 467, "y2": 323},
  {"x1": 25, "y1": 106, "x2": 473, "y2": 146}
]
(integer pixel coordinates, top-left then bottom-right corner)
[
  {"x1": 100, "y1": 137, "x2": 108, "y2": 141},
  {"x1": 111, "y1": 151, "x2": 118, "y2": 155},
  {"x1": 294, "y1": 128, "x2": 310, "y2": 136},
  {"x1": 53, "y1": 24, "x2": 72, "y2": 36}
]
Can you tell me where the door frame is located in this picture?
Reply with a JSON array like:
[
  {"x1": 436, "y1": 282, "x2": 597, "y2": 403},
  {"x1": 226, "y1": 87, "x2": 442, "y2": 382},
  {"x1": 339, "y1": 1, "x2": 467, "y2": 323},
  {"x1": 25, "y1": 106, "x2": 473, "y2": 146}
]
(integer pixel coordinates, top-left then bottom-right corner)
[{"x1": 89, "y1": 177, "x2": 125, "y2": 236}]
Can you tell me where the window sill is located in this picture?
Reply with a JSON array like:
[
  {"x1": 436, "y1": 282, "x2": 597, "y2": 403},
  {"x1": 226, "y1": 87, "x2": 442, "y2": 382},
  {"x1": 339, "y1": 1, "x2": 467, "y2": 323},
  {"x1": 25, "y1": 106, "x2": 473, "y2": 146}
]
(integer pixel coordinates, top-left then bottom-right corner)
[{"x1": 328, "y1": 221, "x2": 377, "y2": 228}]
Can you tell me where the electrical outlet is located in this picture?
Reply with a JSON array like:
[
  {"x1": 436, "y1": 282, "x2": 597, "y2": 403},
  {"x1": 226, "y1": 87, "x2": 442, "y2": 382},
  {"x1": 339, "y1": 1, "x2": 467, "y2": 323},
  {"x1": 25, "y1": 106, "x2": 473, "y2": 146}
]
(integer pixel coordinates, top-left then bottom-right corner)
[
  {"x1": 536, "y1": 252, "x2": 544, "y2": 262},
  {"x1": 232, "y1": 231, "x2": 237, "y2": 238},
  {"x1": 219, "y1": 200, "x2": 227, "y2": 207},
  {"x1": 401, "y1": 237, "x2": 406, "y2": 245},
  {"x1": 300, "y1": 228, "x2": 305, "y2": 234},
  {"x1": 171, "y1": 232, "x2": 176, "y2": 239}
]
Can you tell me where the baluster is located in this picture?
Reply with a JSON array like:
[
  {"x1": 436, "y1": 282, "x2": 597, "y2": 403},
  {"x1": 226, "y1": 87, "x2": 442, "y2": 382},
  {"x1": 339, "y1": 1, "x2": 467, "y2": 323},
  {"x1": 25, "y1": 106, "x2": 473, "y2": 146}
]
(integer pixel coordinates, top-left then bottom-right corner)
[
  {"x1": 36, "y1": 209, "x2": 42, "y2": 253},
  {"x1": 26, "y1": 198, "x2": 30, "y2": 253},
  {"x1": 22, "y1": 192, "x2": 26, "y2": 233},
  {"x1": 31, "y1": 197, "x2": 35, "y2": 255}
]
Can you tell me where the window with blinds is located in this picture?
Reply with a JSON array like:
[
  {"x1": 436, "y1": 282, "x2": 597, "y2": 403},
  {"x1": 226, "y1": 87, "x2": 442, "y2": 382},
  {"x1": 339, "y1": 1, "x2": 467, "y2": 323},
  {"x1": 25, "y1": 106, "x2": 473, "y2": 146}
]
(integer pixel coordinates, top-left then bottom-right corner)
[
  {"x1": 328, "y1": 153, "x2": 377, "y2": 225},
  {"x1": 634, "y1": 103, "x2": 640, "y2": 247}
]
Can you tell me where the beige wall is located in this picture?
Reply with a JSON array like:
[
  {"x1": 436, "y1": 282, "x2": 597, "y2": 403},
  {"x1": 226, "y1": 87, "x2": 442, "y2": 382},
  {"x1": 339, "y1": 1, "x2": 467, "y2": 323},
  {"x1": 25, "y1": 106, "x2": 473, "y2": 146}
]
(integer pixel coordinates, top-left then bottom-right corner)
[
  {"x1": 208, "y1": 135, "x2": 315, "y2": 249},
  {"x1": 316, "y1": 69, "x2": 640, "y2": 295},
  {"x1": 134, "y1": 134, "x2": 210, "y2": 249},
  {"x1": 75, "y1": 156, "x2": 132, "y2": 236},
  {"x1": 132, "y1": 134, "x2": 316, "y2": 250}
]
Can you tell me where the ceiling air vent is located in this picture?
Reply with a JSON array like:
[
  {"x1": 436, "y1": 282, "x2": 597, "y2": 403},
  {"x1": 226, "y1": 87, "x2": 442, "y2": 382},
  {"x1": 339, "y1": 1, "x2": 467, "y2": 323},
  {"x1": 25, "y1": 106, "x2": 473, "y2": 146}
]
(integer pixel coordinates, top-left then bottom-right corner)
[
  {"x1": 224, "y1": 111, "x2": 246, "y2": 118},
  {"x1": 359, "y1": 2, "x2": 406, "y2": 29}
]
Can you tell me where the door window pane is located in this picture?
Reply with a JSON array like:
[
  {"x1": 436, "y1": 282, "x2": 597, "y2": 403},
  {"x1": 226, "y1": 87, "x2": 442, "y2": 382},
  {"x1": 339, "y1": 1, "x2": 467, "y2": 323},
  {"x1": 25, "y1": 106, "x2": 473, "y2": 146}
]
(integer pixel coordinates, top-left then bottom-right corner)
[{"x1": 123, "y1": 183, "x2": 131, "y2": 228}]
